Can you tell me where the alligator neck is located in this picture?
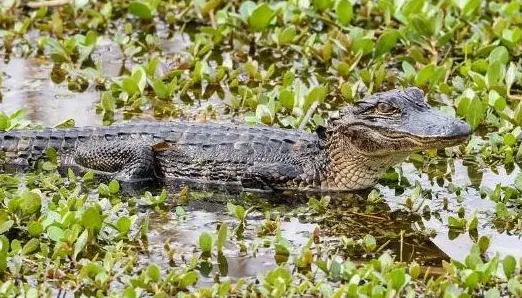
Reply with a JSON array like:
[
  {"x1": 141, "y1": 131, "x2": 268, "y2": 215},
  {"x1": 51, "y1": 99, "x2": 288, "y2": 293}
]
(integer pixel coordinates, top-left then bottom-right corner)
[{"x1": 324, "y1": 135, "x2": 409, "y2": 190}]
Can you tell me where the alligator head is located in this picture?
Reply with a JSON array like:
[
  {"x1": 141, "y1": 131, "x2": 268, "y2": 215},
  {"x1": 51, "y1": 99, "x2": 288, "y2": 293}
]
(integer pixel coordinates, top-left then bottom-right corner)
[
  {"x1": 323, "y1": 87, "x2": 471, "y2": 190},
  {"x1": 328, "y1": 87, "x2": 471, "y2": 156}
]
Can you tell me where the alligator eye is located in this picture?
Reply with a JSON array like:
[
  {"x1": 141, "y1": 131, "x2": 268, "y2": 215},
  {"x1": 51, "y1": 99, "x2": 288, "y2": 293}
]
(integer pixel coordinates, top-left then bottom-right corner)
[{"x1": 375, "y1": 102, "x2": 398, "y2": 115}]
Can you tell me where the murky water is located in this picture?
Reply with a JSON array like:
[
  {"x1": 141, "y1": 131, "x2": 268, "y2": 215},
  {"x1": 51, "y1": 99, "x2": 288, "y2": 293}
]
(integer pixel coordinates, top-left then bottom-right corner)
[{"x1": 1, "y1": 53, "x2": 521, "y2": 281}]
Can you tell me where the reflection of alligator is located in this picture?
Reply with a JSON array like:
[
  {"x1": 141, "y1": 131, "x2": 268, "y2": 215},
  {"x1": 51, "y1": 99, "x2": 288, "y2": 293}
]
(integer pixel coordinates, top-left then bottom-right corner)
[{"x1": 0, "y1": 88, "x2": 470, "y2": 191}]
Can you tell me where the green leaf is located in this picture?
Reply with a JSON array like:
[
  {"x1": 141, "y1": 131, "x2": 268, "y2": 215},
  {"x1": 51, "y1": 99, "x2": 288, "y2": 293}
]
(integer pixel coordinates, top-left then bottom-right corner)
[
  {"x1": 108, "y1": 179, "x2": 120, "y2": 194},
  {"x1": 508, "y1": 278, "x2": 522, "y2": 297},
  {"x1": 461, "y1": 269, "x2": 479, "y2": 289},
  {"x1": 304, "y1": 85, "x2": 327, "y2": 112},
  {"x1": 129, "y1": 1, "x2": 153, "y2": 20},
  {"x1": 255, "y1": 104, "x2": 273, "y2": 124},
  {"x1": 488, "y1": 46, "x2": 509, "y2": 65},
  {"x1": 132, "y1": 66, "x2": 147, "y2": 94},
  {"x1": 362, "y1": 234, "x2": 376, "y2": 252},
  {"x1": 122, "y1": 77, "x2": 140, "y2": 96},
  {"x1": 387, "y1": 268, "x2": 406, "y2": 291},
  {"x1": 73, "y1": 229, "x2": 88, "y2": 261},
  {"x1": 101, "y1": 92, "x2": 115, "y2": 112},
  {"x1": 503, "y1": 255, "x2": 517, "y2": 279},
  {"x1": 20, "y1": 190, "x2": 42, "y2": 215},
  {"x1": 0, "y1": 113, "x2": 10, "y2": 131},
  {"x1": 216, "y1": 223, "x2": 227, "y2": 252},
  {"x1": 22, "y1": 238, "x2": 39, "y2": 255},
  {"x1": 178, "y1": 271, "x2": 198, "y2": 289},
  {"x1": 415, "y1": 65, "x2": 436, "y2": 86},
  {"x1": 116, "y1": 217, "x2": 132, "y2": 234},
  {"x1": 313, "y1": 0, "x2": 332, "y2": 11},
  {"x1": 82, "y1": 206, "x2": 103, "y2": 231},
  {"x1": 465, "y1": 97, "x2": 484, "y2": 129},
  {"x1": 279, "y1": 90, "x2": 295, "y2": 110},
  {"x1": 335, "y1": 0, "x2": 353, "y2": 26},
  {"x1": 27, "y1": 222, "x2": 43, "y2": 236},
  {"x1": 47, "y1": 226, "x2": 64, "y2": 242},
  {"x1": 146, "y1": 264, "x2": 161, "y2": 282},
  {"x1": 485, "y1": 288, "x2": 500, "y2": 298},
  {"x1": 151, "y1": 79, "x2": 169, "y2": 99},
  {"x1": 54, "y1": 118, "x2": 75, "y2": 128},
  {"x1": 375, "y1": 30, "x2": 399, "y2": 57},
  {"x1": 278, "y1": 25, "x2": 296, "y2": 45},
  {"x1": 0, "y1": 220, "x2": 13, "y2": 235},
  {"x1": 487, "y1": 61, "x2": 504, "y2": 88},
  {"x1": 248, "y1": 3, "x2": 274, "y2": 31},
  {"x1": 478, "y1": 236, "x2": 490, "y2": 254},
  {"x1": 198, "y1": 232, "x2": 213, "y2": 253}
]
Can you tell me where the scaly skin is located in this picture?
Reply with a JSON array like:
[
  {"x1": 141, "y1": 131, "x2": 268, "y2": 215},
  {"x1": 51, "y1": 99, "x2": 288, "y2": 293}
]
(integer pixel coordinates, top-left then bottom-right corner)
[{"x1": 0, "y1": 88, "x2": 472, "y2": 192}]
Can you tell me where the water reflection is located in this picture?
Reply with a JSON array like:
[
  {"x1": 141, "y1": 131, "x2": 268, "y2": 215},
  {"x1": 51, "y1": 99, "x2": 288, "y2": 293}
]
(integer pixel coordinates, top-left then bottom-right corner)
[{"x1": 0, "y1": 58, "x2": 101, "y2": 126}]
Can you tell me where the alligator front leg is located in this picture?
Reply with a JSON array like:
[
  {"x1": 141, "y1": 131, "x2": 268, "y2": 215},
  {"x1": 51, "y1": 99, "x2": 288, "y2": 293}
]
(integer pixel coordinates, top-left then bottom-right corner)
[
  {"x1": 74, "y1": 140, "x2": 155, "y2": 182},
  {"x1": 242, "y1": 163, "x2": 303, "y2": 191}
]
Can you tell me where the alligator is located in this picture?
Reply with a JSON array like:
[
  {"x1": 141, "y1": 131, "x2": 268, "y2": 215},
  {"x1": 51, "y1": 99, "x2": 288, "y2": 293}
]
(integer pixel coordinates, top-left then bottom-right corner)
[{"x1": 0, "y1": 88, "x2": 471, "y2": 192}]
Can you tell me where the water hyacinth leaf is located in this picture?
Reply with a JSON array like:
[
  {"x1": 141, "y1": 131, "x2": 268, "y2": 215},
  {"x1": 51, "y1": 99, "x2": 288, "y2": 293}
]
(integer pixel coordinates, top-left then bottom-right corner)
[
  {"x1": 0, "y1": 220, "x2": 13, "y2": 235},
  {"x1": 465, "y1": 97, "x2": 484, "y2": 129},
  {"x1": 387, "y1": 268, "x2": 407, "y2": 291},
  {"x1": 313, "y1": 0, "x2": 332, "y2": 11},
  {"x1": 178, "y1": 271, "x2": 198, "y2": 289},
  {"x1": 122, "y1": 77, "x2": 140, "y2": 96},
  {"x1": 20, "y1": 190, "x2": 42, "y2": 215},
  {"x1": 486, "y1": 61, "x2": 503, "y2": 88},
  {"x1": 151, "y1": 79, "x2": 169, "y2": 99},
  {"x1": 248, "y1": 3, "x2": 274, "y2": 31},
  {"x1": 21, "y1": 238, "x2": 39, "y2": 255},
  {"x1": 461, "y1": 269, "x2": 479, "y2": 289},
  {"x1": 116, "y1": 217, "x2": 132, "y2": 234},
  {"x1": 402, "y1": 0, "x2": 424, "y2": 16},
  {"x1": 375, "y1": 30, "x2": 399, "y2": 57},
  {"x1": 335, "y1": 0, "x2": 353, "y2": 26},
  {"x1": 101, "y1": 92, "x2": 115, "y2": 112},
  {"x1": 256, "y1": 104, "x2": 273, "y2": 124},
  {"x1": 146, "y1": 264, "x2": 161, "y2": 282},
  {"x1": 198, "y1": 232, "x2": 213, "y2": 253},
  {"x1": 108, "y1": 179, "x2": 120, "y2": 194},
  {"x1": 54, "y1": 118, "x2": 75, "y2": 128},
  {"x1": 279, "y1": 90, "x2": 295, "y2": 110},
  {"x1": 73, "y1": 229, "x2": 88, "y2": 261},
  {"x1": 415, "y1": 65, "x2": 436, "y2": 86},
  {"x1": 0, "y1": 113, "x2": 9, "y2": 131},
  {"x1": 478, "y1": 235, "x2": 490, "y2": 254},
  {"x1": 278, "y1": 25, "x2": 296, "y2": 45},
  {"x1": 362, "y1": 234, "x2": 376, "y2": 252},
  {"x1": 216, "y1": 224, "x2": 227, "y2": 252},
  {"x1": 47, "y1": 226, "x2": 64, "y2": 242},
  {"x1": 129, "y1": 1, "x2": 153, "y2": 20},
  {"x1": 402, "y1": 61, "x2": 416, "y2": 79},
  {"x1": 505, "y1": 62, "x2": 517, "y2": 92},
  {"x1": 132, "y1": 66, "x2": 147, "y2": 94},
  {"x1": 352, "y1": 38, "x2": 374, "y2": 55},
  {"x1": 485, "y1": 288, "x2": 501, "y2": 298},
  {"x1": 503, "y1": 255, "x2": 516, "y2": 279},
  {"x1": 304, "y1": 85, "x2": 327, "y2": 112},
  {"x1": 82, "y1": 206, "x2": 103, "y2": 232},
  {"x1": 488, "y1": 90, "x2": 506, "y2": 112},
  {"x1": 195, "y1": 0, "x2": 221, "y2": 15},
  {"x1": 239, "y1": 1, "x2": 256, "y2": 20},
  {"x1": 508, "y1": 278, "x2": 522, "y2": 296},
  {"x1": 488, "y1": 46, "x2": 509, "y2": 65},
  {"x1": 27, "y1": 222, "x2": 43, "y2": 236}
]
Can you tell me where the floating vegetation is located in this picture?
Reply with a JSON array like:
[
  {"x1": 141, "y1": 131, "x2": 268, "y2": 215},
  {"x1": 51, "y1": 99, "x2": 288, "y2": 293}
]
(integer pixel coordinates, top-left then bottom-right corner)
[{"x1": 0, "y1": 0, "x2": 522, "y2": 296}]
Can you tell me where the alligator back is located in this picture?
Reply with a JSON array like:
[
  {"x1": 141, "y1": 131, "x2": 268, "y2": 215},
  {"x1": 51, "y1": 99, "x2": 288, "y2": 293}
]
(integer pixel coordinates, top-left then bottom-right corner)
[{"x1": 0, "y1": 121, "x2": 320, "y2": 172}]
